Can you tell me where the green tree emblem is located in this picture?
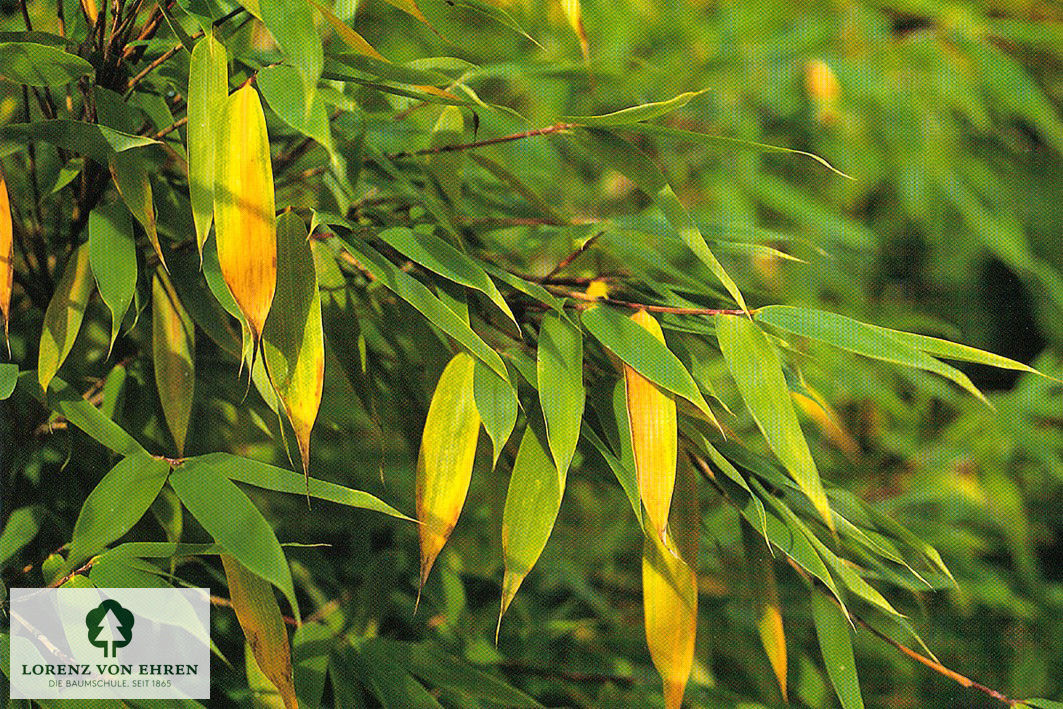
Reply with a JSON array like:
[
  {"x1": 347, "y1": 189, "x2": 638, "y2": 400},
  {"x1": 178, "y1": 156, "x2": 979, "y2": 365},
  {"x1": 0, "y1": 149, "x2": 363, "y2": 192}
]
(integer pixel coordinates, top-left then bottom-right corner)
[{"x1": 85, "y1": 599, "x2": 135, "y2": 658}]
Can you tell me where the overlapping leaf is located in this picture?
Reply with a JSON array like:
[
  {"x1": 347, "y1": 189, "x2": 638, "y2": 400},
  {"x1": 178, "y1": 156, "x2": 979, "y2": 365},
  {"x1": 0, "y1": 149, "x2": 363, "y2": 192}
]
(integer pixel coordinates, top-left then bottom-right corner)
[
  {"x1": 88, "y1": 204, "x2": 137, "y2": 354},
  {"x1": 187, "y1": 34, "x2": 228, "y2": 259},
  {"x1": 537, "y1": 311, "x2": 584, "y2": 475},
  {"x1": 38, "y1": 244, "x2": 93, "y2": 392},
  {"x1": 152, "y1": 268, "x2": 196, "y2": 455}
]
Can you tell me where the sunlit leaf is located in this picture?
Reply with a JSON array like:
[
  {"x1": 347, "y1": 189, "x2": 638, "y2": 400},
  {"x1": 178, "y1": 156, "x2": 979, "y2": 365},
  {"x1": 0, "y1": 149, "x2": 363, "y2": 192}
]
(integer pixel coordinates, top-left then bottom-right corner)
[
  {"x1": 187, "y1": 33, "x2": 228, "y2": 260},
  {"x1": 259, "y1": 0, "x2": 323, "y2": 110},
  {"x1": 153, "y1": 268, "x2": 196, "y2": 455},
  {"x1": 643, "y1": 525, "x2": 697, "y2": 709},
  {"x1": 38, "y1": 244, "x2": 93, "y2": 392},
  {"x1": 110, "y1": 151, "x2": 166, "y2": 271},
  {"x1": 537, "y1": 311, "x2": 583, "y2": 475},
  {"x1": 0, "y1": 121, "x2": 159, "y2": 164},
  {"x1": 564, "y1": 90, "x2": 705, "y2": 127},
  {"x1": 811, "y1": 590, "x2": 864, "y2": 709},
  {"x1": 88, "y1": 204, "x2": 136, "y2": 354}
]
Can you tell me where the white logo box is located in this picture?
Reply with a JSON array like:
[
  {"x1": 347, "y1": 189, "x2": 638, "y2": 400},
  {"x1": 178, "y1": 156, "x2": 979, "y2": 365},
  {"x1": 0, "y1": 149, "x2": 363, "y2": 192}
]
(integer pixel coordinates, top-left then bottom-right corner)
[{"x1": 9, "y1": 587, "x2": 210, "y2": 700}]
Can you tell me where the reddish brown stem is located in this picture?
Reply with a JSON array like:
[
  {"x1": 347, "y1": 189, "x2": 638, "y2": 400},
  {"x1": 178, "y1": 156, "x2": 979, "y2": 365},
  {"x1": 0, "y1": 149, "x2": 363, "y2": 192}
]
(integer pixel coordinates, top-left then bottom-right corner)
[{"x1": 386, "y1": 122, "x2": 576, "y2": 160}]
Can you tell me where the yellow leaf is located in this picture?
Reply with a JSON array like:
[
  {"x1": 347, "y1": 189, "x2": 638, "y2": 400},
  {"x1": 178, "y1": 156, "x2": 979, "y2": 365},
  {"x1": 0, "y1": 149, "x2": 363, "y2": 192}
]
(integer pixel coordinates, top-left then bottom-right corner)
[
  {"x1": 416, "y1": 351, "x2": 481, "y2": 597},
  {"x1": 643, "y1": 527, "x2": 697, "y2": 709},
  {"x1": 214, "y1": 84, "x2": 277, "y2": 343},
  {"x1": 793, "y1": 389, "x2": 859, "y2": 458},
  {"x1": 625, "y1": 309, "x2": 677, "y2": 542},
  {"x1": 221, "y1": 554, "x2": 298, "y2": 709},
  {"x1": 306, "y1": 0, "x2": 386, "y2": 61},
  {"x1": 263, "y1": 211, "x2": 325, "y2": 484},
  {"x1": 742, "y1": 519, "x2": 787, "y2": 699},
  {"x1": 152, "y1": 268, "x2": 195, "y2": 455},
  {"x1": 38, "y1": 244, "x2": 93, "y2": 392},
  {"x1": 0, "y1": 170, "x2": 12, "y2": 354},
  {"x1": 558, "y1": 0, "x2": 590, "y2": 63}
]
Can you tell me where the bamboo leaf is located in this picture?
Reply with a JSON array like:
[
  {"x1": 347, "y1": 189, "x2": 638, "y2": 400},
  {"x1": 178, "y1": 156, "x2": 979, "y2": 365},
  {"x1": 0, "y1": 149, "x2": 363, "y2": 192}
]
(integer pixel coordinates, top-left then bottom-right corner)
[
  {"x1": 170, "y1": 458, "x2": 299, "y2": 620},
  {"x1": 88, "y1": 204, "x2": 137, "y2": 354},
  {"x1": 811, "y1": 590, "x2": 864, "y2": 709},
  {"x1": 0, "y1": 169, "x2": 11, "y2": 352},
  {"x1": 259, "y1": 64, "x2": 333, "y2": 154},
  {"x1": 187, "y1": 33, "x2": 228, "y2": 259},
  {"x1": 109, "y1": 152, "x2": 166, "y2": 270},
  {"x1": 563, "y1": 90, "x2": 705, "y2": 127},
  {"x1": 416, "y1": 352, "x2": 481, "y2": 593},
  {"x1": 222, "y1": 554, "x2": 298, "y2": 709},
  {"x1": 447, "y1": 0, "x2": 543, "y2": 49},
  {"x1": 623, "y1": 309, "x2": 678, "y2": 542},
  {"x1": 306, "y1": 0, "x2": 386, "y2": 60},
  {"x1": 558, "y1": 0, "x2": 590, "y2": 64},
  {"x1": 259, "y1": 0, "x2": 323, "y2": 109},
  {"x1": 754, "y1": 305, "x2": 991, "y2": 404},
  {"x1": 715, "y1": 314, "x2": 832, "y2": 530},
  {"x1": 69, "y1": 452, "x2": 170, "y2": 565},
  {"x1": 0, "y1": 363, "x2": 15, "y2": 399},
  {"x1": 0, "y1": 42, "x2": 94, "y2": 86},
  {"x1": 427, "y1": 106, "x2": 465, "y2": 208},
  {"x1": 23, "y1": 374, "x2": 147, "y2": 456},
  {"x1": 643, "y1": 526, "x2": 697, "y2": 709},
  {"x1": 500, "y1": 423, "x2": 563, "y2": 621},
  {"x1": 537, "y1": 311, "x2": 584, "y2": 475},
  {"x1": 263, "y1": 211, "x2": 325, "y2": 482},
  {"x1": 153, "y1": 268, "x2": 196, "y2": 455},
  {"x1": 0, "y1": 507, "x2": 42, "y2": 568},
  {"x1": 214, "y1": 84, "x2": 277, "y2": 341},
  {"x1": 38, "y1": 244, "x2": 93, "y2": 392},
  {"x1": 472, "y1": 359, "x2": 517, "y2": 468},
  {"x1": 0, "y1": 121, "x2": 159, "y2": 164},
  {"x1": 741, "y1": 519, "x2": 787, "y2": 700}
]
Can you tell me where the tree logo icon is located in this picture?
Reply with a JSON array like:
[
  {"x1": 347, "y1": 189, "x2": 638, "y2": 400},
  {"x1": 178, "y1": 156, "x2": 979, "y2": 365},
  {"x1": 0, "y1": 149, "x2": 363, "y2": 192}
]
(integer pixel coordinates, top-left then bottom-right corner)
[{"x1": 85, "y1": 599, "x2": 135, "y2": 658}]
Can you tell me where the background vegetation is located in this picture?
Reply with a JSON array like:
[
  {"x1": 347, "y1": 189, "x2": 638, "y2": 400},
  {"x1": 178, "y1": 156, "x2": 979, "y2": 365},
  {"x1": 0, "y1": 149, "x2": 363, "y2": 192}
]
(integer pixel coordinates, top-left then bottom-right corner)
[{"x1": 1, "y1": 0, "x2": 1062, "y2": 707}]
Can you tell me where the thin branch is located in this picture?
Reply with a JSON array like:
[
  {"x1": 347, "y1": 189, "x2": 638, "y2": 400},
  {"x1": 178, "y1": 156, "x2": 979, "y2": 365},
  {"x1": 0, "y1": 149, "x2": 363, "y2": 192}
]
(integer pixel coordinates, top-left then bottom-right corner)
[
  {"x1": 124, "y1": 42, "x2": 184, "y2": 96},
  {"x1": 542, "y1": 230, "x2": 604, "y2": 281},
  {"x1": 153, "y1": 115, "x2": 187, "y2": 139},
  {"x1": 553, "y1": 288, "x2": 747, "y2": 316},
  {"x1": 386, "y1": 122, "x2": 576, "y2": 160}
]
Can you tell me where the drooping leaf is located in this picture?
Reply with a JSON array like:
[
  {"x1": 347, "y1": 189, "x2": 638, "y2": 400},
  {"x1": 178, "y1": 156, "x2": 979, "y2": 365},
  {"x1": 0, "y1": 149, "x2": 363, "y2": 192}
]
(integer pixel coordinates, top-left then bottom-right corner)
[
  {"x1": 811, "y1": 590, "x2": 864, "y2": 709},
  {"x1": 38, "y1": 244, "x2": 93, "y2": 392},
  {"x1": 716, "y1": 314, "x2": 832, "y2": 530},
  {"x1": 262, "y1": 211, "x2": 325, "y2": 484},
  {"x1": 558, "y1": 0, "x2": 590, "y2": 64},
  {"x1": 258, "y1": 0, "x2": 323, "y2": 110},
  {"x1": 643, "y1": 526, "x2": 697, "y2": 709},
  {"x1": 581, "y1": 128, "x2": 746, "y2": 310},
  {"x1": 214, "y1": 84, "x2": 277, "y2": 341},
  {"x1": 0, "y1": 169, "x2": 11, "y2": 352},
  {"x1": 377, "y1": 227, "x2": 518, "y2": 330},
  {"x1": 306, "y1": 0, "x2": 386, "y2": 60},
  {"x1": 0, "y1": 507, "x2": 42, "y2": 568},
  {"x1": 170, "y1": 458, "x2": 299, "y2": 620},
  {"x1": 222, "y1": 554, "x2": 298, "y2": 709},
  {"x1": 754, "y1": 305, "x2": 990, "y2": 404},
  {"x1": 152, "y1": 268, "x2": 196, "y2": 455},
  {"x1": 258, "y1": 64, "x2": 333, "y2": 154},
  {"x1": 293, "y1": 622, "x2": 331, "y2": 709},
  {"x1": 446, "y1": 0, "x2": 542, "y2": 49},
  {"x1": 427, "y1": 106, "x2": 465, "y2": 208},
  {"x1": 741, "y1": 519, "x2": 787, "y2": 699},
  {"x1": 0, "y1": 42, "x2": 93, "y2": 86},
  {"x1": 416, "y1": 351, "x2": 481, "y2": 594},
  {"x1": 87, "y1": 204, "x2": 136, "y2": 355},
  {"x1": 622, "y1": 309, "x2": 678, "y2": 542},
  {"x1": 500, "y1": 423, "x2": 563, "y2": 621},
  {"x1": 23, "y1": 374, "x2": 147, "y2": 457},
  {"x1": 472, "y1": 359, "x2": 517, "y2": 468},
  {"x1": 187, "y1": 33, "x2": 228, "y2": 259},
  {"x1": 563, "y1": 90, "x2": 705, "y2": 127},
  {"x1": 0, "y1": 121, "x2": 159, "y2": 164},
  {"x1": 110, "y1": 151, "x2": 166, "y2": 270},
  {"x1": 68, "y1": 452, "x2": 170, "y2": 565},
  {"x1": 537, "y1": 311, "x2": 584, "y2": 476}
]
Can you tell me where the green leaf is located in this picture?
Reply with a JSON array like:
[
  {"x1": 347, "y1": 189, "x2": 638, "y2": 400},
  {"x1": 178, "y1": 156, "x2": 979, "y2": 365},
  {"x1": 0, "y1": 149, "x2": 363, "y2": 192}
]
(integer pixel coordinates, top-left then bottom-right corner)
[
  {"x1": 811, "y1": 591, "x2": 864, "y2": 709},
  {"x1": 259, "y1": 0, "x2": 323, "y2": 110},
  {"x1": 427, "y1": 106, "x2": 465, "y2": 208},
  {"x1": 0, "y1": 506, "x2": 42, "y2": 567},
  {"x1": 259, "y1": 63, "x2": 333, "y2": 153},
  {"x1": 110, "y1": 151, "x2": 166, "y2": 269},
  {"x1": 377, "y1": 227, "x2": 518, "y2": 330},
  {"x1": 563, "y1": 90, "x2": 704, "y2": 126},
  {"x1": 472, "y1": 359, "x2": 517, "y2": 468},
  {"x1": 500, "y1": 423, "x2": 564, "y2": 619},
  {"x1": 580, "y1": 128, "x2": 746, "y2": 310},
  {"x1": 170, "y1": 458, "x2": 299, "y2": 620},
  {"x1": 38, "y1": 244, "x2": 93, "y2": 392},
  {"x1": 581, "y1": 305, "x2": 711, "y2": 416},
  {"x1": 754, "y1": 306, "x2": 989, "y2": 404},
  {"x1": 446, "y1": 0, "x2": 542, "y2": 49},
  {"x1": 25, "y1": 374, "x2": 147, "y2": 457},
  {"x1": 152, "y1": 269, "x2": 196, "y2": 456},
  {"x1": 715, "y1": 314, "x2": 832, "y2": 529},
  {"x1": 293, "y1": 623, "x2": 332, "y2": 709},
  {"x1": 537, "y1": 311, "x2": 584, "y2": 475},
  {"x1": 338, "y1": 237, "x2": 507, "y2": 379},
  {"x1": 347, "y1": 643, "x2": 444, "y2": 709},
  {"x1": 69, "y1": 452, "x2": 170, "y2": 565},
  {"x1": 875, "y1": 328, "x2": 1045, "y2": 376},
  {"x1": 0, "y1": 42, "x2": 93, "y2": 86},
  {"x1": 88, "y1": 204, "x2": 137, "y2": 354},
  {"x1": 0, "y1": 362, "x2": 17, "y2": 399},
  {"x1": 191, "y1": 452, "x2": 411, "y2": 520},
  {"x1": 187, "y1": 33, "x2": 228, "y2": 259},
  {"x1": 0, "y1": 121, "x2": 159, "y2": 164}
]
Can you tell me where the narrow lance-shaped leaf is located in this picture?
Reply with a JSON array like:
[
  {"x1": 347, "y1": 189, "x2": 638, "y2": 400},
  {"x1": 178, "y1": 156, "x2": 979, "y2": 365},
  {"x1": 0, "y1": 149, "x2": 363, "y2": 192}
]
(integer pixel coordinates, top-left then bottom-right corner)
[
  {"x1": 0, "y1": 42, "x2": 94, "y2": 86},
  {"x1": 741, "y1": 518, "x2": 787, "y2": 700},
  {"x1": 110, "y1": 153, "x2": 166, "y2": 271},
  {"x1": 559, "y1": 0, "x2": 590, "y2": 64},
  {"x1": 88, "y1": 204, "x2": 137, "y2": 355},
  {"x1": 0, "y1": 169, "x2": 12, "y2": 354},
  {"x1": 563, "y1": 90, "x2": 705, "y2": 127},
  {"x1": 472, "y1": 360, "x2": 517, "y2": 468},
  {"x1": 38, "y1": 244, "x2": 93, "y2": 392},
  {"x1": 187, "y1": 34, "x2": 228, "y2": 260},
  {"x1": 263, "y1": 211, "x2": 325, "y2": 486},
  {"x1": 259, "y1": 0, "x2": 323, "y2": 112},
  {"x1": 416, "y1": 352, "x2": 481, "y2": 598},
  {"x1": 214, "y1": 84, "x2": 277, "y2": 344},
  {"x1": 625, "y1": 309, "x2": 678, "y2": 542},
  {"x1": 811, "y1": 590, "x2": 864, "y2": 709},
  {"x1": 222, "y1": 554, "x2": 298, "y2": 709},
  {"x1": 716, "y1": 314, "x2": 833, "y2": 530},
  {"x1": 152, "y1": 268, "x2": 195, "y2": 456},
  {"x1": 643, "y1": 525, "x2": 697, "y2": 709},
  {"x1": 427, "y1": 107, "x2": 465, "y2": 208},
  {"x1": 537, "y1": 311, "x2": 584, "y2": 477},
  {"x1": 499, "y1": 422, "x2": 564, "y2": 627}
]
